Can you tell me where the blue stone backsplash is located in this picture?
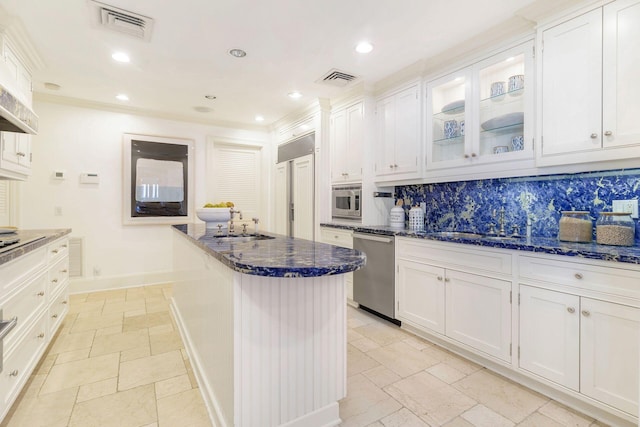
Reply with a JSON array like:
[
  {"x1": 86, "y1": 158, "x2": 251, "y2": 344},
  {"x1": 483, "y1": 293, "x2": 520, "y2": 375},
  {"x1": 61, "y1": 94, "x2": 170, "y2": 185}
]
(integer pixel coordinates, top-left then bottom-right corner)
[{"x1": 395, "y1": 169, "x2": 640, "y2": 244}]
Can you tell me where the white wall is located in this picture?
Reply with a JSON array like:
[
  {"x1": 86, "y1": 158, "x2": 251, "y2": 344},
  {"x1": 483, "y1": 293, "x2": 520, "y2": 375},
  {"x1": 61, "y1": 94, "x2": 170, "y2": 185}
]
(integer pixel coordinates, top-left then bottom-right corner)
[{"x1": 18, "y1": 100, "x2": 270, "y2": 293}]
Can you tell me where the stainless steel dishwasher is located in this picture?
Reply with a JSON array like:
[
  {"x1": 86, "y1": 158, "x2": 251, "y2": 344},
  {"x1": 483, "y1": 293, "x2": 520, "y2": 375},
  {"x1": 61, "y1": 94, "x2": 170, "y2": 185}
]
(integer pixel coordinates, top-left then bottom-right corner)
[{"x1": 353, "y1": 233, "x2": 399, "y2": 325}]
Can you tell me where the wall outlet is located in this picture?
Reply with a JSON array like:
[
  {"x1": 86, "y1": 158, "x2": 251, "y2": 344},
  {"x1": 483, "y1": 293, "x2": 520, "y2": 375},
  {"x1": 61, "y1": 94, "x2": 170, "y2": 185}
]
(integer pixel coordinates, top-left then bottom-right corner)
[{"x1": 612, "y1": 199, "x2": 638, "y2": 219}]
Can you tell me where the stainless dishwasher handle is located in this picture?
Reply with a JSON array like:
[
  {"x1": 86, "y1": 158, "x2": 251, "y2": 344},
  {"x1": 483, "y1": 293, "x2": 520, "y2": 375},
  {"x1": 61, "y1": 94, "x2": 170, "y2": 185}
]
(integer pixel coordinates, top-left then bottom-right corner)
[
  {"x1": 353, "y1": 233, "x2": 393, "y2": 244},
  {"x1": 0, "y1": 316, "x2": 18, "y2": 341}
]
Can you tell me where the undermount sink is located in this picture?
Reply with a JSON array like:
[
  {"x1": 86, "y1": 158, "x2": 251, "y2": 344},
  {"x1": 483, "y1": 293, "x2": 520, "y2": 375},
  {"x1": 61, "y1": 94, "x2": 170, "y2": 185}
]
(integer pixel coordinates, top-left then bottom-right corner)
[
  {"x1": 428, "y1": 231, "x2": 483, "y2": 239},
  {"x1": 201, "y1": 234, "x2": 275, "y2": 243}
]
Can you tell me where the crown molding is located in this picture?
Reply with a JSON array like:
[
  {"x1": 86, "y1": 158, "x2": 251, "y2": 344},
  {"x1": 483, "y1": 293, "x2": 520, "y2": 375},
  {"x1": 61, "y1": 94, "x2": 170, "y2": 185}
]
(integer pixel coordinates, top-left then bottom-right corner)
[{"x1": 0, "y1": 6, "x2": 45, "y2": 72}]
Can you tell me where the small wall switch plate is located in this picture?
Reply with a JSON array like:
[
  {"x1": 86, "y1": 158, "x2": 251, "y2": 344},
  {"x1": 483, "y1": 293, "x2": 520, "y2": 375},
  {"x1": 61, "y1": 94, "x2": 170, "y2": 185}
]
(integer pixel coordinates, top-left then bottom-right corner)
[
  {"x1": 80, "y1": 173, "x2": 100, "y2": 184},
  {"x1": 53, "y1": 170, "x2": 65, "y2": 180},
  {"x1": 612, "y1": 199, "x2": 639, "y2": 219}
]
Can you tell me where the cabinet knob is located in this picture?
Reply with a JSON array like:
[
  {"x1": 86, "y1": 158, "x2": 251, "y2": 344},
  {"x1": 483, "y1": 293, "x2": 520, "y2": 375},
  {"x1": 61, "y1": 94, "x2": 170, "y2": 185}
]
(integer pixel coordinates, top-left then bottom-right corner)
[
  {"x1": 61, "y1": 269, "x2": 68, "y2": 273},
  {"x1": 52, "y1": 249, "x2": 59, "y2": 254},
  {"x1": 52, "y1": 279, "x2": 58, "y2": 284},
  {"x1": 444, "y1": 277, "x2": 450, "y2": 282},
  {"x1": 9, "y1": 370, "x2": 18, "y2": 377},
  {"x1": 604, "y1": 131, "x2": 612, "y2": 136},
  {"x1": 394, "y1": 164, "x2": 398, "y2": 168},
  {"x1": 464, "y1": 154, "x2": 470, "y2": 159},
  {"x1": 581, "y1": 310, "x2": 590, "y2": 317},
  {"x1": 37, "y1": 291, "x2": 45, "y2": 297},
  {"x1": 574, "y1": 273, "x2": 583, "y2": 280},
  {"x1": 37, "y1": 332, "x2": 45, "y2": 338},
  {"x1": 62, "y1": 300, "x2": 68, "y2": 305},
  {"x1": 16, "y1": 152, "x2": 26, "y2": 157},
  {"x1": 389, "y1": 164, "x2": 394, "y2": 169},
  {"x1": 436, "y1": 275, "x2": 443, "y2": 281},
  {"x1": 52, "y1": 314, "x2": 58, "y2": 319},
  {"x1": 471, "y1": 153, "x2": 477, "y2": 158},
  {"x1": 590, "y1": 133, "x2": 598, "y2": 139},
  {"x1": 567, "y1": 307, "x2": 575, "y2": 314}
]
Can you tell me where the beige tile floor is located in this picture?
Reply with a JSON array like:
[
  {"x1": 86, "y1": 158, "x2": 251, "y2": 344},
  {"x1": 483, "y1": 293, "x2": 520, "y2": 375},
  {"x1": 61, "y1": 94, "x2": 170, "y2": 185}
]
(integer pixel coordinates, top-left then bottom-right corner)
[{"x1": 1, "y1": 284, "x2": 608, "y2": 427}]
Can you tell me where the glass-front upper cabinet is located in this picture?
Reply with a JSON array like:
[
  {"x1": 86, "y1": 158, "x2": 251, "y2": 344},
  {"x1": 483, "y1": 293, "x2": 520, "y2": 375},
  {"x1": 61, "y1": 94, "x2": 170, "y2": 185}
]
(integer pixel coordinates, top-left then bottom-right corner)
[{"x1": 427, "y1": 40, "x2": 534, "y2": 169}]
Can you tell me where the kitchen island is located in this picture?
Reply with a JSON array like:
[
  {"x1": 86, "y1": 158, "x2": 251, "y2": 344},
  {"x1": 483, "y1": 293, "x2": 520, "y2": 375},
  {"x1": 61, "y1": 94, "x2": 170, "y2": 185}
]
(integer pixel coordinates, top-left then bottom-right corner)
[{"x1": 171, "y1": 224, "x2": 365, "y2": 427}]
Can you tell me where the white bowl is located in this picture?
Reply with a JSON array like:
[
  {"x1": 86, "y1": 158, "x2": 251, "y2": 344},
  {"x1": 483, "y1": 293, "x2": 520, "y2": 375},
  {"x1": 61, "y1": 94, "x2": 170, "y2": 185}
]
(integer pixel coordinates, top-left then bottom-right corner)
[{"x1": 196, "y1": 208, "x2": 231, "y2": 228}]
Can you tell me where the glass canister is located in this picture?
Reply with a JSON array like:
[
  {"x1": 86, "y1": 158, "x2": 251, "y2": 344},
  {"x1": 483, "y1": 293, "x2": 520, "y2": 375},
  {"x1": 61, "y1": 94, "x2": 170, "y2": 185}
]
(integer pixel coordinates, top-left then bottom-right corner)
[
  {"x1": 558, "y1": 211, "x2": 593, "y2": 243},
  {"x1": 596, "y1": 212, "x2": 636, "y2": 246}
]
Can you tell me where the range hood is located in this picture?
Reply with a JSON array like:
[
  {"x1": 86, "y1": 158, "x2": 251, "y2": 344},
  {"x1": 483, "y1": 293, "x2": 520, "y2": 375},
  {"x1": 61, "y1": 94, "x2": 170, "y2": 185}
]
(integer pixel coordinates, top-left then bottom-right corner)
[{"x1": 0, "y1": 83, "x2": 38, "y2": 134}]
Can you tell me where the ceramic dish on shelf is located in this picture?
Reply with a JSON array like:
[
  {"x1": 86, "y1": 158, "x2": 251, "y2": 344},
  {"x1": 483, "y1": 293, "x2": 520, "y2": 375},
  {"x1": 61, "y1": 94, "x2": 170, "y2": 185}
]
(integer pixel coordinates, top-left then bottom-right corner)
[
  {"x1": 0, "y1": 226, "x2": 18, "y2": 234},
  {"x1": 481, "y1": 112, "x2": 524, "y2": 131},
  {"x1": 440, "y1": 99, "x2": 465, "y2": 114}
]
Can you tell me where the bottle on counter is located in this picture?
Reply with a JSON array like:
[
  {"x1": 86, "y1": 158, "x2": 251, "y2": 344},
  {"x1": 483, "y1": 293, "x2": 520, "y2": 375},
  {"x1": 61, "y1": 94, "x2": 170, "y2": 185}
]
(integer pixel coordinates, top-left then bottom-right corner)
[
  {"x1": 389, "y1": 202, "x2": 405, "y2": 229},
  {"x1": 558, "y1": 211, "x2": 593, "y2": 243},
  {"x1": 596, "y1": 212, "x2": 636, "y2": 246}
]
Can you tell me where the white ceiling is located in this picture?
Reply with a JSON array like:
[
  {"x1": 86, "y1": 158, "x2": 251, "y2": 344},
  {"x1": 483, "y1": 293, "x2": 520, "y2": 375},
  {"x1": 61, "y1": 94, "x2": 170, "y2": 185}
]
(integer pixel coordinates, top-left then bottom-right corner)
[{"x1": 0, "y1": 0, "x2": 568, "y2": 128}]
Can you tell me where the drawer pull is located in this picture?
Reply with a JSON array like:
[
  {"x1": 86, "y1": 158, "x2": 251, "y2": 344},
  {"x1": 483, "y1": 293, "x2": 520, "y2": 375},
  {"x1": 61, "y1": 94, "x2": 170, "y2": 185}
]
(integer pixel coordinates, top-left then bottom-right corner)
[
  {"x1": 51, "y1": 314, "x2": 58, "y2": 319},
  {"x1": 567, "y1": 307, "x2": 575, "y2": 314},
  {"x1": 574, "y1": 273, "x2": 583, "y2": 280},
  {"x1": 61, "y1": 269, "x2": 68, "y2": 273},
  {"x1": 581, "y1": 310, "x2": 591, "y2": 317},
  {"x1": 51, "y1": 279, "x2": 58, "y2": 284},
  {"x1": 37, "y1": 291, "x2": 45, "y2": 297},
  {"x1": 62, "y1": 300, "x2": 68, "y2": 305},
  {"x1": 51, "y1": 249, "x2": 59, "y2": 254},
  {"x1": 62, "y1": 244, "x2": 68, "y2": 248},
  {"x1": 9, "y1": 370, "x2": 18, "y2": 377},
  {"x1": 37, "y1": 332, "x2": 45, "y2": 339}
]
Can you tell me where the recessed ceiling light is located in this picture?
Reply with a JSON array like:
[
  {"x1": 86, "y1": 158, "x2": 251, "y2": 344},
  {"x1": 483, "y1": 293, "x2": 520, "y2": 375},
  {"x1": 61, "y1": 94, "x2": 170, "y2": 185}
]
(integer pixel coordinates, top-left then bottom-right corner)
[
  {"x1": 255, "y1": 115, "x2": 265, "y2": 122},
  {"x1": 194, "y1": 106, "x2": 213, "y2": 113},
  {"x1": 44, "y1": 82, "x2": 61, "y2": 90},
  {"x1": 204, "y1": 95, "x2": 217, "y2": 100},
  {"x1": 228, "y1": 48, "x2": 247, "y2": 58},
  {"x1": 116, "y1": 94, "x2": 129, "y2": 101},
  {"x1": 112, "y1": 52, "x2": 130, "y2": 63},
  {"x1": 288, "y1": 91, "x2": 302, "y2": 99},
  {"x1": 355, "y1": 41, "x2": 373, "y2": 54}
]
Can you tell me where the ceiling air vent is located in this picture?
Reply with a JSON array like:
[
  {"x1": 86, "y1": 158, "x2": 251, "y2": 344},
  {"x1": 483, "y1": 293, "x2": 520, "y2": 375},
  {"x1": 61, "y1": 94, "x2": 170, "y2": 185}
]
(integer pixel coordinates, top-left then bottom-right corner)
[
  {"x1": 89, "y1": 1, "x2": 154, "y2": 41},
  {"x1": 317, "y1": 69, "x2": 360, "y2": 87}
]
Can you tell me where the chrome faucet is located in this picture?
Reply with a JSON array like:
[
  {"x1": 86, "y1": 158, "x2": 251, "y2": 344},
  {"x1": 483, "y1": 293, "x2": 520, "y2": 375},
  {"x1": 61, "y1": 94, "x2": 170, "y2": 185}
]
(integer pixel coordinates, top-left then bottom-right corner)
[
  {"x1": 498, "y1": 207, "x2": 507, "y2": 237},
  {"x1": 230, "y1": 209, "x2": 243, "y2": 220}
]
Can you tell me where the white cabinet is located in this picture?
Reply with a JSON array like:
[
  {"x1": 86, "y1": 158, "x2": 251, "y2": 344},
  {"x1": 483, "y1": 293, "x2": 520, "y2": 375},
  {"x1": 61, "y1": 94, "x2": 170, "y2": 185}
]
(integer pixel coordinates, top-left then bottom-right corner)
[
  {"x1": 538, "y1": 0, "x2": 640, "y2": 165},
  {"x1": 0, "y1": 132, "x2": 31, "y2": 178},
  {"x1": 518, "y1": 254, "x2": 640, "y2": 418},
  {"x1": 397, "y1": 259, "x2": 445, "y2": 334},
  {"x1": 0, "y1": 235, "x2": 69, "y2": 422},
  {"x1": 426, "y1": 41, "x2": 534, "y2": 172},
  {"x1": 445, "y1": 269, "x2": 511, "y2": 361},
  {"x1": 519, "y1": 285, "x2": 580, "y2": 391},
  {"x1": 395, "y1": 238, "x2": 512, "y2": 362},
  {"x1": 374, "y1": 83, "x2": 421, "y2": 181},
  {"x1": 330, "y1": 102, "x2": 363, "y2": 184},
  {"x1": 320, "y1": 227, "x2": 355, "y2": 304}
]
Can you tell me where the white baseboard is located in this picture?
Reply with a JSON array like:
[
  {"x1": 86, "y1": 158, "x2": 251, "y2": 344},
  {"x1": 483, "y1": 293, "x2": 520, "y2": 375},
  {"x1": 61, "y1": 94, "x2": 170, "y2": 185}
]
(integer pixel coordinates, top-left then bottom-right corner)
[
  {"x1": 68, "y1": 270, "x2": 175, "y2": 294},
  {"x1": 280, "y1": 402, "x2": 341, "y2": 427}
]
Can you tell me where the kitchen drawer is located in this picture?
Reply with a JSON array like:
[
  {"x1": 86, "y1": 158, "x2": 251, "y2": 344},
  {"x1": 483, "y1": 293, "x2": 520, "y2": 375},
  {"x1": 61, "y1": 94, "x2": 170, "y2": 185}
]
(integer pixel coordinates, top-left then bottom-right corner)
[
  {"x1": 518, "y1": 255, "x2": 640, "y2": 300},
  {"x1": 48, "y1": 257, "x2": 69, "y2": 298},
  {"x1": 46, "y1": 238, "x2": 68, "y2": 265},
  {"x1": 320, "y1": 228, "x2": 353, "y2": 248},
  {"x1": 397, "y1": 237, "x2": 512, "y2": 276},
  {"x1": 0, "y1": 269, "x2": 47, "y2": 353},
  {"x1": 0, "y1": 246, "x2": 46, "y2": 294},
  {"x1": 0, "y1": 312, "x2": 47, "y2": 420},
  {"x1": 48, "y1": 286, "x2": 69, "y2": 337}
]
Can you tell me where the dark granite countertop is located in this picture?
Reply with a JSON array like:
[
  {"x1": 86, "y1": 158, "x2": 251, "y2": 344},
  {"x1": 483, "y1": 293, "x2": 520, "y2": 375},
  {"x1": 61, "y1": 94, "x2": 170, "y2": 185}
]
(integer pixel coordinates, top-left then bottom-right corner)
[
  {"x1": 173, "y1": 224, "x2": 366, "y2": 278},
  {"x1": 0, "y1": 228, "x2": 72, "y2": 266},
  {"x1": 321, "y1": 223, "x2": 640, "y2": 265}
]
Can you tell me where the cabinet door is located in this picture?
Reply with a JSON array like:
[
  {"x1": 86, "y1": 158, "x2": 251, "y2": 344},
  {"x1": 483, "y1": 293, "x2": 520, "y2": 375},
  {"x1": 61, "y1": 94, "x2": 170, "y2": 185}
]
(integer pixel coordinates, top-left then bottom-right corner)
[
  {"x1": 580, "y1": 298, "x2": 640, "y2": 416},
  {"x1": 291, "y1": 154, "x2": 314, "y2": 241},
  {"x1": 274, "y1": 162, "x2": 289, "y2": 236},
  {"x1": 427, "y1": 69, "x2": 472, "y2": 168},
  {"x1": 541, "y1": 8, "x2": 603, "y2": 156},
  {"x1": 0, "y1": 132, "x2": 31, "y2": 175},
  {"x1": 344, "y1": 102, "x2": 363, "y2": 181},
  {"x1": 445, "y1": 269, "x2": 511, "y2": 361},
  {"x1": 519, "y1": 285, "x2": 579, "y2": 391},
  {"x1": 393, "y1": 85, "x2": 420, "y2": 175},
  {"x1": 397, "y1": 260, "x2": 445, "y2": 334},
  {"x1": 374, "y1": 96, "x2": 396, "y2": 176},
  {"x1": 602, "y1": 0, "x2": 640, "y2": 149},
  {"x1": 330, "y1": 109, "x2": 347, "y2": 183}
]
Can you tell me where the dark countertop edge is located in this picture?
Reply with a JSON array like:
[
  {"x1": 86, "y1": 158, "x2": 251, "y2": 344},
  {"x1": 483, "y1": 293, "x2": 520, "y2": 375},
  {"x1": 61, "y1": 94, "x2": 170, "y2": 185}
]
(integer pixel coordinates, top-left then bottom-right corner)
[
  {"x1": 173, "y1": 225, "x2": 365, "y2": 278},
  {"x1": 0, "y1": 229, "x2": 72, "y2": 267},
  {"x1": 320, "y1": 223, "x2": 640, "y2": 265}
]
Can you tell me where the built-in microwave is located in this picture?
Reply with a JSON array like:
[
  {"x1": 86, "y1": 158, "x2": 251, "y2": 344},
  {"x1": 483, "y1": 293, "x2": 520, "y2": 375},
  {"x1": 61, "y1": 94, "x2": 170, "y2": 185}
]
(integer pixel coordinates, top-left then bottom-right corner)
[{"x1": 332, "y1": 185, "x2": 362, "y2": 220}]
